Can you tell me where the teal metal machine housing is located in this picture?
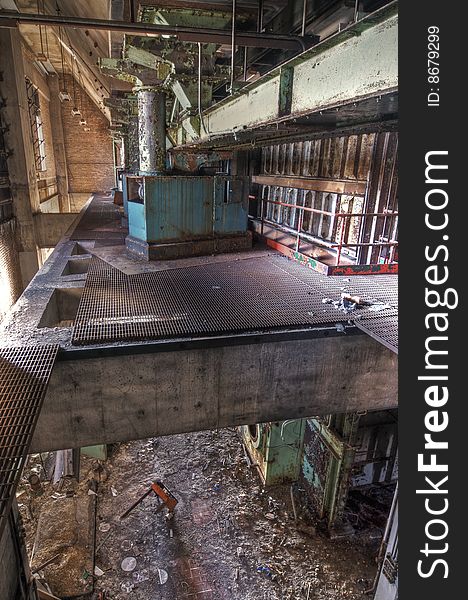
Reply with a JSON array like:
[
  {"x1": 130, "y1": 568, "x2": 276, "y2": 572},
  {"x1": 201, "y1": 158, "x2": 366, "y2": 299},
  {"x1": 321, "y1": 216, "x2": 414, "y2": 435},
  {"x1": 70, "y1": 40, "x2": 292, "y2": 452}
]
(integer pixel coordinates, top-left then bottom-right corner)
[
  {"x1": 125, "y1": 174, "x2": 252, "y2": 260},
  {"x1": 242, "y1": 421, "x2": 306, "y2": 486}
]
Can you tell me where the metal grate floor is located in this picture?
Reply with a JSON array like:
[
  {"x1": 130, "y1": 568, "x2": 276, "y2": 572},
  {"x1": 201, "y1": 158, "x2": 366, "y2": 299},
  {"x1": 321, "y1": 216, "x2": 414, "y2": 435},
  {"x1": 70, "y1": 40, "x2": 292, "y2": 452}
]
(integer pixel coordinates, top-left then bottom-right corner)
[
  {"x1": 356, "y1": 316, "x2": 399, "y2": 354},
  {"x1": 0, "y1": 345, "x2": 58, "y2": 535},
  {"x1": 70, "y1": 195, "x2": 127, "y2": 244},
  {"x1": 72, "y1": 255, "x2": 398, "y2": 352}
]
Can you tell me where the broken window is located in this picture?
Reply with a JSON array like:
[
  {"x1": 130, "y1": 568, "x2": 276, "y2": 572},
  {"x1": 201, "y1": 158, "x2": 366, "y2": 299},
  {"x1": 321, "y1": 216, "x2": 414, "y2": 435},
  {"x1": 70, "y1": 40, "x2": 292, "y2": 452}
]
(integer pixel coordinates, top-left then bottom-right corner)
[{"x1": 25, "y1": 78, "x2": 47, "y2": 172}]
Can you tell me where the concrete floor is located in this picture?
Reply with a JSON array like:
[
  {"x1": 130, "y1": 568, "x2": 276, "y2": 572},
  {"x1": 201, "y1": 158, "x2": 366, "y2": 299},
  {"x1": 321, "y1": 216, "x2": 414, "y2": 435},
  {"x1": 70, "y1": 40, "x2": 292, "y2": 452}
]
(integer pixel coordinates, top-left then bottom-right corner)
[{"x1": 19, "y1": 430, "x2": 379, "y2": 600}]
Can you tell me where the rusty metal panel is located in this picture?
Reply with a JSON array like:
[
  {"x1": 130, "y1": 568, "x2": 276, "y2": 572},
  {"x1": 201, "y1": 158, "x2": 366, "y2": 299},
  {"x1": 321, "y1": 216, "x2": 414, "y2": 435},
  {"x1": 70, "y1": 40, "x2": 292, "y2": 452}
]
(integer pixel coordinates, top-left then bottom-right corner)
[
  {"x1": 251, "y1": 175, "x2": 367, "y2": 196},
  {"x1": 127, "y1": 175, "x2": 249, "y2": 244},
  {"x1": 301, "y1": 419, "x2": 338, "y2": 519},
  {"x1": 144, "y1": 176, "x2": 214, "y2": 242}
]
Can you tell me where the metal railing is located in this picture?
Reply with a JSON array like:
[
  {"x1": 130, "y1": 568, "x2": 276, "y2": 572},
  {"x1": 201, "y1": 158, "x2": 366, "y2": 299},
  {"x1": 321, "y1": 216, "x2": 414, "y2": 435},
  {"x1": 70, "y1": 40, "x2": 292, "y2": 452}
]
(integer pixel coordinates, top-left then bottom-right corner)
[{"x1": 259, "y1": 194, "x2": 398, "y2": 266}]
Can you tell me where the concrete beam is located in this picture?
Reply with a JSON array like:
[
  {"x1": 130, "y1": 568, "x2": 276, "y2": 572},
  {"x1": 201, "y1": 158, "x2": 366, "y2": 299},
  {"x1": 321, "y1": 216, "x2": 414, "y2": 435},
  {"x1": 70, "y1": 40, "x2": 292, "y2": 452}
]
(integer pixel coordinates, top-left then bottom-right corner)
[
  {"x1": 31, "y1": 333, "x2": 397, "y2": 453},
  {"x1": 181, "y1": 6, "x2": 397, "y2": 142},
  {"x1": 34, "y1": 213, "x2": 79, "y2": 247}
]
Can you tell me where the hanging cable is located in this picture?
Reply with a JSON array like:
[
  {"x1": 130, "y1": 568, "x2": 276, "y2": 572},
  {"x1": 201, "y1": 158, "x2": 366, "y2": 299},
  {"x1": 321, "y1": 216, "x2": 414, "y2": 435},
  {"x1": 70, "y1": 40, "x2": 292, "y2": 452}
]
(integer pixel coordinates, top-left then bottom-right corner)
[{"x1": 69, "y1": 48, "x2": 80, "y2": 115}]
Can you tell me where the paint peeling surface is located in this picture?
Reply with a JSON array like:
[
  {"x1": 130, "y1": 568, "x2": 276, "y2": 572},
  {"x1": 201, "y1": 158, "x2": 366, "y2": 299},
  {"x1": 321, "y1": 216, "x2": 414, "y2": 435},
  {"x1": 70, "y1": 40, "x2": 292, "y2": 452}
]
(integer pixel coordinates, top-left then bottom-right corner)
[
  {"x1": 206, "y1": 76, "x2": 280, "y2": 133},
  {"x1": 291, "y1": 18, "x2": 398, "y2": 115},
  {"x1": 197, "y1": 11, "x2": 397, "y2": 139}
]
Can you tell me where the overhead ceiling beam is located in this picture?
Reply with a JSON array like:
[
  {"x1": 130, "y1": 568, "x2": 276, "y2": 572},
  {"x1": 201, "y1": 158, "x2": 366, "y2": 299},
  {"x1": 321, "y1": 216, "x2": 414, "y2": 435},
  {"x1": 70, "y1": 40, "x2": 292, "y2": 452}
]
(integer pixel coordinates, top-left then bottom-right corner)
[
  {"x1": 179, "y1": 3, "x2": 398, "y2": 144},
  {"x1": 0, "y1": 10, "x2": 310, "y2": 50}
]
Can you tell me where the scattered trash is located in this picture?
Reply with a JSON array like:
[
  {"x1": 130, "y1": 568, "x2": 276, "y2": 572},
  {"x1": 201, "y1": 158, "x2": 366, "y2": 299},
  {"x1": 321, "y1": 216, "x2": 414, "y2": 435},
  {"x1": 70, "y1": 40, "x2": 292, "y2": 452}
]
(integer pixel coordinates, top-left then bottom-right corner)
[
  {"x1": 132, "y1": 570, "x2": 149, "y2": 583},
  {"x1": 121, "y1": 557, "x2": 137, "y2": 572},
  {"x1": 336, "y1": 323, "x2": 346, "y2": 333},
  {"x1": 110, "y1": 487, "x2": 118, "y2": 497},
  {"x1": 87, "y1": 489, "x2": 97, "y2": 496},
  {"x1": 28, "y1": 473, "x2": 43, "y2": 494},
  {"x1": 323, "y1": 293, "x2": 369, "y2": 314},
  {"x1": 121, "y1": 540, "x2": 133, "y2": 551},
  {"x1": 120, "y1": 581, "x2": 134, "y2": 593},
  {"x1": 257, "y1": 565, "x2": 275, "y2": 580},
  {"x1": 368, "y1": 302, "x2": 392, "y2": 312},
  {"x1": 51, "y1": 492, "x2": 65, "y2": 500},
  {"x1": 341, "y1": 293, "x2": 363, "y2": 311},
  {"x1": 19, "y1": 429, "x2": 378, "y2": 599},
  {"x1": 157, "y1": 568, "x2": 168, "y2": 585},
  {"x1": 119, "y1": 480, "x2": 178, "y2": 520}
]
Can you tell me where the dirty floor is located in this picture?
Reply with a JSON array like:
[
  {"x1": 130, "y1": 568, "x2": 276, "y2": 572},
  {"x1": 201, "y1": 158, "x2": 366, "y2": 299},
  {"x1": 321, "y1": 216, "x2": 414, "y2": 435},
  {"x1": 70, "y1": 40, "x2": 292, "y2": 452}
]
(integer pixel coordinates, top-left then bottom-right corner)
[{"x1": 19, "y1": 429, "x2": 379, "y2": 599}]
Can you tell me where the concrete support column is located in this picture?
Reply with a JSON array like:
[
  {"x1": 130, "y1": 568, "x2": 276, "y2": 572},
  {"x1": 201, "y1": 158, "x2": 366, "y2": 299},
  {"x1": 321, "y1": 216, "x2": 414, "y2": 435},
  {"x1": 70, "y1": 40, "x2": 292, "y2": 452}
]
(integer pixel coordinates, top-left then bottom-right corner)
[
  {"x1": 47, "y1": 73, "x2": 71, "y2": 212},
  {"x1": 137, "y1": 87, "x2": 166, "y2": 173},
  {"x1": 0, "y1": 28, "x2": 40, "y2": 288},
  {"x1": 125, "y1": 115, "x2": 139, "y2": 172}
]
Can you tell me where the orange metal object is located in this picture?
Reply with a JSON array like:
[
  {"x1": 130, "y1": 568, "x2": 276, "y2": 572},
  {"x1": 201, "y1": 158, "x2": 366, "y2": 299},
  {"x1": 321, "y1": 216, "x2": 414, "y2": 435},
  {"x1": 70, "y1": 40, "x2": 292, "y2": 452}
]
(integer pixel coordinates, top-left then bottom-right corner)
[{"x1": 150, "y1": 481, "x2": 178, "y2": 512}]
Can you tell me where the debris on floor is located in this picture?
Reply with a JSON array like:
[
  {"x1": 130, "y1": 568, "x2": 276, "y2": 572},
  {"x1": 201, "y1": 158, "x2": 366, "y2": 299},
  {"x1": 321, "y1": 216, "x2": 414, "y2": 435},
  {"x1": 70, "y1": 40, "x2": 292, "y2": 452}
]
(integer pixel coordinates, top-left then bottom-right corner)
[{"x1": 18, "y1": 430, "x2": 379, "y2": 599}]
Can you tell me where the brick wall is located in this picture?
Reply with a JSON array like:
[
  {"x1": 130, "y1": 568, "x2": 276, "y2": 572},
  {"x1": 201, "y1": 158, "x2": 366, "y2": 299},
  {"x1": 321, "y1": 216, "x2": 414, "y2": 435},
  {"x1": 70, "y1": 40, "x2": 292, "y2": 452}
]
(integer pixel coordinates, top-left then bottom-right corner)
[{"x1": 61, "y1": 75, "x2": 114, "y2": 193}]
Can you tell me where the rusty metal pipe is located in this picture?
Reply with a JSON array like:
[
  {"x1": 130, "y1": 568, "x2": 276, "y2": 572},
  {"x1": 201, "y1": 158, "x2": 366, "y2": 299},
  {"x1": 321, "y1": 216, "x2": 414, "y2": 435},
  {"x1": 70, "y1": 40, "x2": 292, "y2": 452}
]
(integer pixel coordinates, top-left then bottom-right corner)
[
  {"x1": 198, "y1": 43, "x2": 208, "y2": 136},
  {"x1": 0, "y1": 10, "x2": 306, "y2": 50},
  {"x1": 301, "y1": 0, "x2": 308, "y2": 37},
  {"x1": 137, "y1": 88, "x2": 166, "y2": 173},
  {"x1": 263, "y1": 198, "x2": 398, "y2": 219}
]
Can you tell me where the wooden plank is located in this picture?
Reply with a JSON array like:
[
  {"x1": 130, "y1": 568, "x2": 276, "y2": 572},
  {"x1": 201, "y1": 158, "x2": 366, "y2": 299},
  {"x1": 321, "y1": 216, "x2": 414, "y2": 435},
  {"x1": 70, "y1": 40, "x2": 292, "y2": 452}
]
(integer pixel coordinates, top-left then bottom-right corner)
[{"x1": 251, "y1": 175, "x2": 367, "y2": 196}]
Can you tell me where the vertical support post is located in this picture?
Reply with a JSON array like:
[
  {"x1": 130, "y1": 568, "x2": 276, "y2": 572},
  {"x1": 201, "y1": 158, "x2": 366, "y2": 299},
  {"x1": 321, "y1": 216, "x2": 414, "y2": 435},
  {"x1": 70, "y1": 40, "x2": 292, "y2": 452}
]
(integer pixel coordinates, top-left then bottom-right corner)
[
  {"x1": 260, "y1": 191, "x2": 265, "y2": 237},
  {"x1": 257, "y1": 0, "x2": 264, "y2": 33},
  {"x1": 137, "y1": 87, "x2": 166, "y2": 173},
  {"x1": 336, "y1": 215, "x2": 345, "y2": 265},
  {"x1": 197, "y1": 42, "x2": 208, "y2": 136},
  {"x1": 47, "y1": 73, "x2": 71, "y2": 212},
  {"x1": 0, "y1": 28, "x2": 40, "y2": 288},
  {"x1": 230, "y1": 0, "x2": 237, "y2": 94},
  {"x1": 125, "y1": 114, "x2": 139, "y2": 172},
  {"x1": 296, "y1": 209, "x2": 303, "y2": 252},
  {"x1": 354, "y1": 0, "x2": 360, "y2": 22},
  {"x1": 301, "y1": 0, "x2": 308, "y2": 37}
]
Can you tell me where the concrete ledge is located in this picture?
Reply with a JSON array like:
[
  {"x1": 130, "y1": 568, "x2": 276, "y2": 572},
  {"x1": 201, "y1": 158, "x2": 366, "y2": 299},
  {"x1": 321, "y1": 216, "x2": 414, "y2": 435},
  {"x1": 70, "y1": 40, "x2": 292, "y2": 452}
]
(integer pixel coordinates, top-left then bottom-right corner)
[
  {"x1": 125, "y1": 231, "x2": 253, "y2": 260},
  {"x1": 31, "y1": 333, "x2": 397, "y2": 452},
  {"x1": 34, "y1": 213, "x2": 79, "y2": 248}
]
